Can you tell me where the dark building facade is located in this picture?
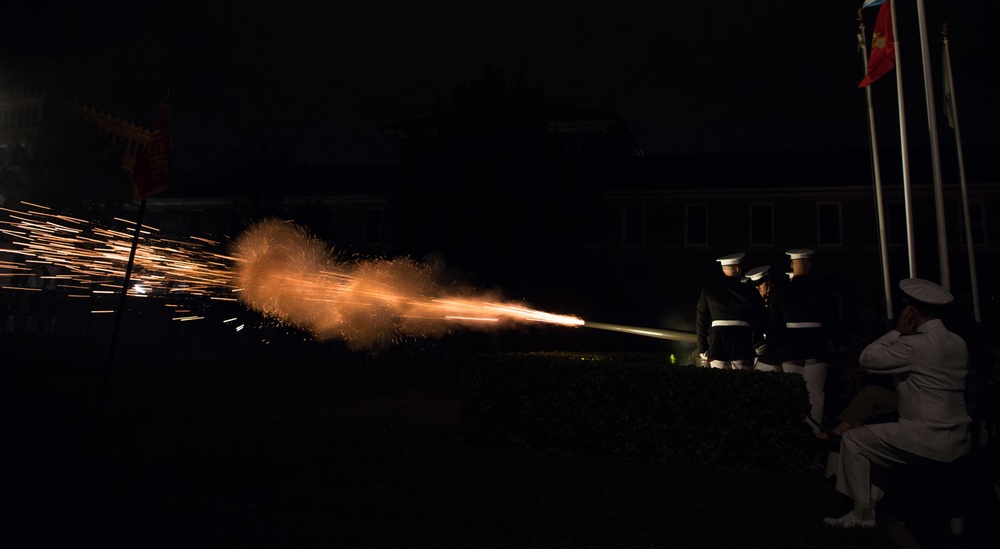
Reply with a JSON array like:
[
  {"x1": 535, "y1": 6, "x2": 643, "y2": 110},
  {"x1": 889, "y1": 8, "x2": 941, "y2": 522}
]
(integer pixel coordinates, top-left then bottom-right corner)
[
  {"x1": 124, "y1": 148, "x2": 1000, "y2": 350},
  {"x1": 593, "y1": 150, "x2": 1000, "y2": 342},
  {"x1": 2, "y1": 88, "x2": 997, "y2": 355}
]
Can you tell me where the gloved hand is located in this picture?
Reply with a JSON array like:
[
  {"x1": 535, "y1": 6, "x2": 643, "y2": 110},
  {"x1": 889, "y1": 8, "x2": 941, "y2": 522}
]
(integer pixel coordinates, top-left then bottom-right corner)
[{"x1": 753, "y1": 341, "x2": 768, "y2": 356}]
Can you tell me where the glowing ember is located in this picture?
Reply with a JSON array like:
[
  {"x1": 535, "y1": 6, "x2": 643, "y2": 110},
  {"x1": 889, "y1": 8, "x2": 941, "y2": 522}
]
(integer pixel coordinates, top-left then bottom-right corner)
[
  {"x1": 0, "y1": 203, "x2": 583, "y2": 350},
  {"x1": 0, "y1": 202, "x2": 238, "y2": 301}
]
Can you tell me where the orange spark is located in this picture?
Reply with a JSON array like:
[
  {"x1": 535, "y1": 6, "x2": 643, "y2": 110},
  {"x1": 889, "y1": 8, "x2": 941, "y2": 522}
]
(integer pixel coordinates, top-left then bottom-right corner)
[{"x1": 2, "y1": 203, "x2": 584, "y2": 351}]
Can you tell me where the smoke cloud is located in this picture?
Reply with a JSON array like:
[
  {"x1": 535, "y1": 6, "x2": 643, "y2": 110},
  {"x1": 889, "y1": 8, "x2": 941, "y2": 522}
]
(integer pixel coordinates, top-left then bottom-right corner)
[{"x1": 231, "y1": 219, "x2": 577, "y2": 350}]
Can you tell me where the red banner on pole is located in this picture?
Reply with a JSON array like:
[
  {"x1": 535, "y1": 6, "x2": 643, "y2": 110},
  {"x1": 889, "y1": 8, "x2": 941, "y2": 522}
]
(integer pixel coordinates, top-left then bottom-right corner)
[
  {"x1": 131, "y1": 103, "x2": 171, "y2": 200},
  {"x1": 858, "y1": 1, "x2": 894, "y2": 88}
]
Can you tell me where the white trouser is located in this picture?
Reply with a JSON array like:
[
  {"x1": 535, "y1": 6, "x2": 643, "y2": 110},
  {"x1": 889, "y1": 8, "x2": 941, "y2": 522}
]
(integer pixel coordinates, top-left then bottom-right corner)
[
  {"x1": 754, "y1": 360, "x2": 781, "y2": 372},
  {"x1": 836, "y1": 425, "x2": 929, "y2": 505},
  {"x1": 710, "y1": 359, "x2": 751, "y2": 370},
  {"x1": 782, "y1": 358, "x2": 827, "y2": 425}
]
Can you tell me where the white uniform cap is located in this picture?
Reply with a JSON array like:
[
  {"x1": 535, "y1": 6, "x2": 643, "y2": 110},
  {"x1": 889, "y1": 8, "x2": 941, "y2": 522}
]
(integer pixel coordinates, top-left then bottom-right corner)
[
  {"x1": 899, "y1": 278, "x2": 953, "y2": 306},
  {"x1": 716, "y1": 253, "x2": 745, "y2": 266},
  {"x1": 744, "y1": 265, "x2": 770, "y2": 282},
  {"x1": 786, "y1": 249, "x2": 814, "y2": 260}
]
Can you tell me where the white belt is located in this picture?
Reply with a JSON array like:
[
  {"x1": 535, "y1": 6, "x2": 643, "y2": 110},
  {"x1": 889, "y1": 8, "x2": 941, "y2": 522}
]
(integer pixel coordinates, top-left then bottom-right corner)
[
  {"x1": 712, "y1": 320, "x2": 749, "y2": 327},
  {"x1": 786, "y1": 322, "x2": 822, "y2": 328}
]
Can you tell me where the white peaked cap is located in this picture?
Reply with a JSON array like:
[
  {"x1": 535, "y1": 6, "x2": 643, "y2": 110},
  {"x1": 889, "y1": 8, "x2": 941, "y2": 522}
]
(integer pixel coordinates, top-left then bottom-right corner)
[
  {"x1": 786, "y1": 249, "x2": 814, "y2": 260},
  {"x1": 744, "y1": 265, "x2": 770, "y2": 282},
  {"x1": 899, "y1": 278, "x2": 954, "y2": 306},
  {"x1": 716, "y1": 253, "x2": 745, "y2": 266}
]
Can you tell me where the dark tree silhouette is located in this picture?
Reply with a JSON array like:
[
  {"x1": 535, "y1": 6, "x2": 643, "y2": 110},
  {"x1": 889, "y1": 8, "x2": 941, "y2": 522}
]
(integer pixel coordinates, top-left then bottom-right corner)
[
  {"x1": 386, "y1": 69, "x2": 617, "y2": 287},
  {"x1": 224, "y1": 120, "x2": 300, "y2": 216},
  {"x1": 1, "y1": 116, "x2": 130, "y2": 221}
]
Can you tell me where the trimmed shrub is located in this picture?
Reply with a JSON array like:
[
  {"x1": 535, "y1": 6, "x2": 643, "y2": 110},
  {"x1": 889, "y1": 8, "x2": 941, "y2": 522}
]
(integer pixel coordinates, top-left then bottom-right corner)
[{"x1": 461, "y1": 352, "x2": 814, "y2": 472}]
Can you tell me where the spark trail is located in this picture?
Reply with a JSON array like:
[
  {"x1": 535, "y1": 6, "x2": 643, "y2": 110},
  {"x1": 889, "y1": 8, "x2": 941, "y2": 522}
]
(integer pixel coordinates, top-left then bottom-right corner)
[
  {"x1": 0, "y1": 202, "x2": 238, "y2": 302},
  {"x1": 0, "y1": 203, "x2": 583, "y2": 349}
]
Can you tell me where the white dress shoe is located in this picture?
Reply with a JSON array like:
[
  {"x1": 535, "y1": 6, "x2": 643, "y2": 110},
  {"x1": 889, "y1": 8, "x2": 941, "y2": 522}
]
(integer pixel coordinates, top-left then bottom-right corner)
[{"x1": 822, "y1": 510, "x2": 876, "y2": 528}]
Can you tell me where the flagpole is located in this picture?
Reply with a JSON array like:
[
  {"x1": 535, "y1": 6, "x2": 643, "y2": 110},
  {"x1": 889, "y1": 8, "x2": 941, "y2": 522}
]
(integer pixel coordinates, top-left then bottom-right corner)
[
  {"x1": 96, "y1": 91, "x2": 171, "y2": 435},
  {"x1": 858, "y1": 10, "x2": 894, "y2": 321},
  {"x1": 942, "y1": 26, "x2": 981, "y2": 322},
  {"x1": 915, "y1": 0, "x2": 950, "y2": 289},
  {"x1": 96, "y1": 196, "x2": 146, "y2": 433},
  {"x1": 888, "y1": 0, "x2": 917, "y2": 278},
  {"x1": 105, "y1": 198, "x2": 147, "y2": 368}
]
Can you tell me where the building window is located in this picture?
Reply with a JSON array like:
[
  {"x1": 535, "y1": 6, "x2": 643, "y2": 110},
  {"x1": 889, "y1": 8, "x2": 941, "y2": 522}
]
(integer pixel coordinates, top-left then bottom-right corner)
[
  {"x1": 685, "y1": 204, "x2": 708, "y2": 246},
  {"x1": 199, "y1": 209, "x2": 231, "y2": 237},
  {"x1": 145, "y1": 210, "x2": 162, "y2": 230},
  {"x1": 958, "y1": 200, "x2": 987, "y2": 246},
  {"x1": 750, "y1": 203, "x2": 774, "y2": 246},
  {"x1": 160, "y1": 210, "x2": 188, "y2": 235},
  {"x1": 188, "y1": 210, "x2": 203, "y2": 235},
  {"x1": 817, "y1": 202, "x2": 842, "y2": 246},
  {"x1": 327, "y1": 211, "x2": 337, "y2": 242},
  {"x1": 622, "y1": 204, "x2": 645, "y2": 245},
  {"x1": 364, "y1": 207, "x2": 383, "y2": 245}
]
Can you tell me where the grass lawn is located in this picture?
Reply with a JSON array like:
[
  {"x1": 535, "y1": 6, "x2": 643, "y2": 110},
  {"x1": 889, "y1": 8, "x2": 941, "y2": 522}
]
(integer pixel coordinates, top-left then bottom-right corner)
[{"x1": 3, "y1": 333, "x2": 996, "y2": 548}]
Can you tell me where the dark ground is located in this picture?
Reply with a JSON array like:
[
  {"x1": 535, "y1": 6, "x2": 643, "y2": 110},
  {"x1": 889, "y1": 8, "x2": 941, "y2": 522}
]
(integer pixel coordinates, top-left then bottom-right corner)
[{"x1": 2, "y1": 331, "x2": 998, "y2": 548}]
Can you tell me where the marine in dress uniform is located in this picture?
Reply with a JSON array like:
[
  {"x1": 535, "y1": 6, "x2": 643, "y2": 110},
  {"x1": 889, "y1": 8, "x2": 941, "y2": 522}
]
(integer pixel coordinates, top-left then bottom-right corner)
[
  {"x1": 695, "y1": 253, "x2": 767, "y2": 370},
  {"x1": 769, "y1": 249, "x2": 832, "y2": 426},
  {"x1": 743, "y1": 265, "x2": 782, "y2": 372},
  {"x1": 823, "y1": 278, "x2": 971, "y2": 529}
]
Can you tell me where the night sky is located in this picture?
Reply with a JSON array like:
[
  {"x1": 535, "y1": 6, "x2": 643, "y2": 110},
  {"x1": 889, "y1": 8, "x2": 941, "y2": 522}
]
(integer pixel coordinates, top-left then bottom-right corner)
[{"x1": 2, "y1": 1, "x2": 998, "y2": 172}]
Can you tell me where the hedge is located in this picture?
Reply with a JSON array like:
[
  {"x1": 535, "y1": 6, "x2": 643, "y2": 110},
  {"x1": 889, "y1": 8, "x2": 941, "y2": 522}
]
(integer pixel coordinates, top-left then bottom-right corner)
[{"x1": 461, "y1": 352, "x2": 815, "y2": 472}]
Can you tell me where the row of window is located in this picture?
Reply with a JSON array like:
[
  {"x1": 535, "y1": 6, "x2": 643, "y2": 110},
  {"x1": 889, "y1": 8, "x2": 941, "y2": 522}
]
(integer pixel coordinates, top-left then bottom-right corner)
[
  {"x1": 622, "y1": 201, "x2": 987, "y2": 247},
  {"x1": 1, "y1": 108, "x2": 41, "y2": 130}
]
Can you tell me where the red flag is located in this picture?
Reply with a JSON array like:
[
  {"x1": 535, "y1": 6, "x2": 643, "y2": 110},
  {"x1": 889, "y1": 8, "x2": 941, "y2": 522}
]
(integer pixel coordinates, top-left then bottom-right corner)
[
  {"x1": 858, "y1": 1, "x2": 894, "y2": 88},
  {"x1": 131, "y1": 103, "x2": 171, "y2": 199}
]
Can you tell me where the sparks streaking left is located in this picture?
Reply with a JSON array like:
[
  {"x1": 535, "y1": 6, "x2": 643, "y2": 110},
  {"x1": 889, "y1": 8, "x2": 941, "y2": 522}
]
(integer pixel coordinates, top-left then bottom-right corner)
[{"x1": 0, "y1": 203, "x2": 585, "y2": 350}]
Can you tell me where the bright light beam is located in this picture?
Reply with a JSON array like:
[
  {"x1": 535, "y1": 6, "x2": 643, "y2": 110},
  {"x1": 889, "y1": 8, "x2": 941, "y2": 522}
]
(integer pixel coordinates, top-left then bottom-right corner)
[{"x1": 581, "y1": 321, "x2": 696, "y2": 342}]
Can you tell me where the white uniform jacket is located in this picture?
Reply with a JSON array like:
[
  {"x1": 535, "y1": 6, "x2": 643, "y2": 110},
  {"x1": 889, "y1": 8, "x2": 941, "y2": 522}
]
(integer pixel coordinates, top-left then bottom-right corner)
[{"x1": 858, "y1": 318, "x2": 971, "y2": 463}]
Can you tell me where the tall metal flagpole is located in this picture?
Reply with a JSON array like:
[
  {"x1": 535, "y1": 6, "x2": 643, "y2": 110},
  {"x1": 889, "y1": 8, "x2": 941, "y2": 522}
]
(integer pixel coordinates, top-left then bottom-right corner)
[
  {"x1": 942, "y1": 26, "x2": 981, "y2": 322},
  {"x1": 97, "y1": 89, "x2": 170, "y2": 434},
  {"x1": 915, "y1": 0, "x2": 950, "y2": 289},
  {"x1": 96, "y1": 188, "x2": 147, "y2": 435},
  {"x1": 106, "y1": 200, "x2": 147, "y2": 366},
  {"x1": 888, "y1": 0, "x2": 917, "y2": 277},
  {"x1": 859, "y1": 10, "x2": 894, "y2": 320}
]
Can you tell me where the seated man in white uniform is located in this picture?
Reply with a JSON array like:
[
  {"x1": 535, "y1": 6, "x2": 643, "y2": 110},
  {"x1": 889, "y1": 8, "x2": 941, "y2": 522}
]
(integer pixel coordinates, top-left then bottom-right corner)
[{"x1": 823, "y1": 278, "x2": 971, "y2": 528}]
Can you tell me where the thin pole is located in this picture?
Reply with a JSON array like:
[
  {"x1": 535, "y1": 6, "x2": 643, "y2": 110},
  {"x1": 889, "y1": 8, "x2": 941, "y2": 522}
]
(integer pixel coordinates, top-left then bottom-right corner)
[
  {"x1": 889, "y1": 0, "x2": 917, "y2": 277},
  {"x1": 859, "y1": 11, "x2": 894, "y2": 321},
  {"x1": 96, "y1": 198, "x2": 146, "y2": 430},
  {"x1": 96, "y1": 85, "x2": 170, "y2": 435},
  {"x1": 107, "y1": 199, "x2": 146, "y2": 365},
  {"x1": 943, "y1": 28, "x2": 981, "y2": 322},
  {"x1": 915, "y1": 0, "x2": 950, "y2": 289}
]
